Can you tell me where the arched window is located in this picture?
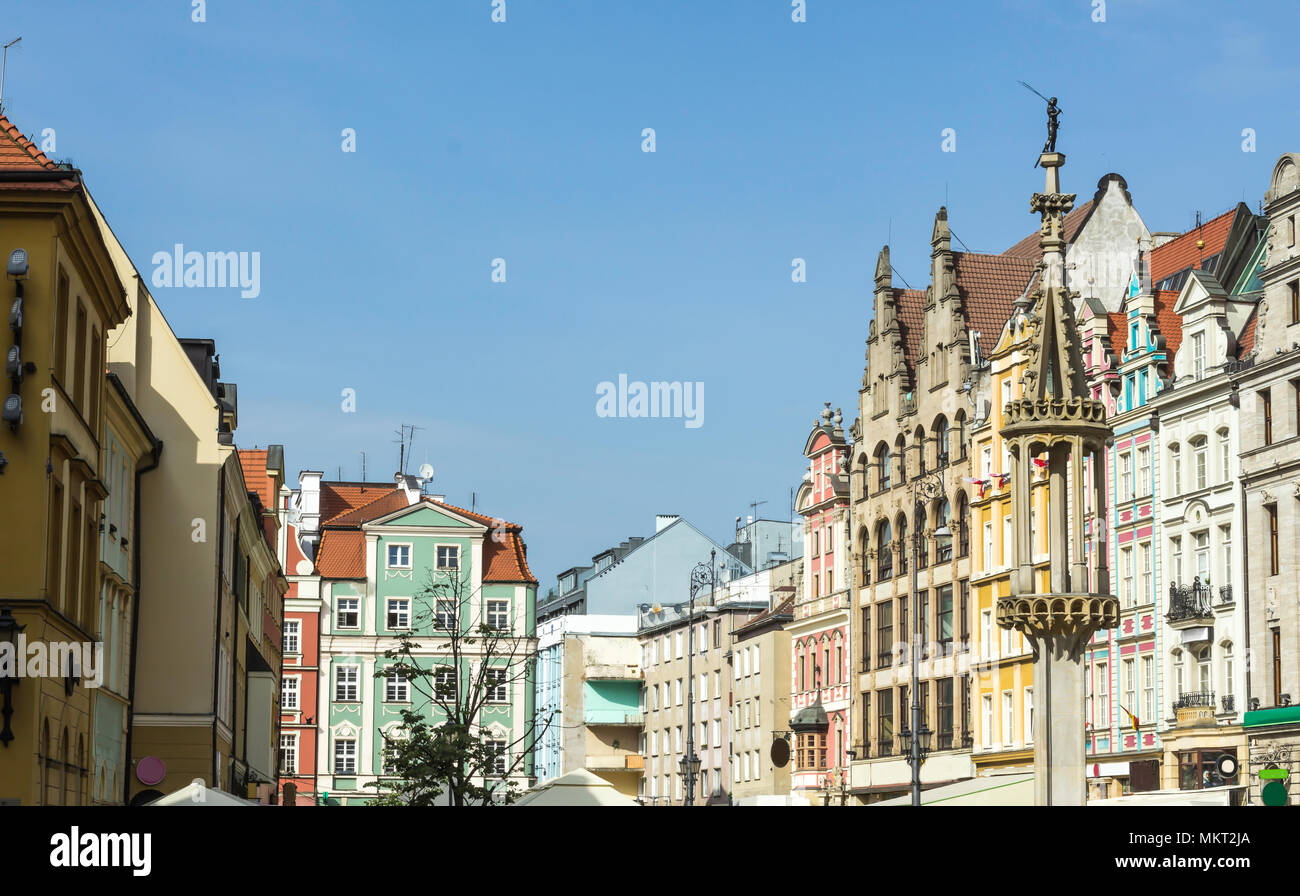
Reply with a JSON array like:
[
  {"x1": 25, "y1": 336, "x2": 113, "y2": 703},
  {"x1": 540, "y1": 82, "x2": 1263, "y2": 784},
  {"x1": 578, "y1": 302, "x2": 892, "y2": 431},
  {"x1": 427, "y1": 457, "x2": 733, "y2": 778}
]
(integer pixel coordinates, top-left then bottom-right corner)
[
  {"x1": 895, "y1": 435, "x2": 908, "y2": 483},
  {"x1": 1169, "y1": 443, "x2": 1182, "y2": 494},
  {"x1": 914, "y1": 426, "x2": 927, "y2": 476},
  {"x1": 1195, "y1": 645, "x2": 1212, "y2": 696},
  {"x1": 956, "y1": 491, "x2": 971, "y2": 557},
  {"x1": 954, "y1": 409, "x2": 968, "y2": 459},
  {"x1": 877, "y1": 520, "x2": 893, "y2": 580},
  {"x1": 859, "y1": 527, "x2": 872, "y2": 585},
  {"x1": 1191, "y1": 436, "x2": 1208, "y2": 491},
  {"x1": 1217, "y1": 429, "x2": 1231, "y2": 484},
  {"x1": 934, "y1": 416, "x2": 950, "y2": 468},
  {"x1": 936, "y1": 499, "x2": 952, "y2": 563},
  {"x1": 875, "y1": 442, "x2": 892, "y2": 492}
]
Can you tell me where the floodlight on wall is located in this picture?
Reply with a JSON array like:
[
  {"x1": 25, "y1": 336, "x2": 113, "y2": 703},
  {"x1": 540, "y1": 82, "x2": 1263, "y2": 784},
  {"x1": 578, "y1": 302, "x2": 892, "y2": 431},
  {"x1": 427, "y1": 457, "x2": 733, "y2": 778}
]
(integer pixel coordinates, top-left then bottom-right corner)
[
  {"x1": 5, "y1": 249, "x2": 27, "y2": 279},
  {"x1": 2, "y1": 393, "x2": 20, "y2": 430}
]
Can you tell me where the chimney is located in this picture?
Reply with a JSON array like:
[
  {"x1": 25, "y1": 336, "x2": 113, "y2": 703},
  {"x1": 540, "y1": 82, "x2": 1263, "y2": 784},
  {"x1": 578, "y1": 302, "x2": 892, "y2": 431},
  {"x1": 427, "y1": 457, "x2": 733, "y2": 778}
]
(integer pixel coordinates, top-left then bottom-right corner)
[
  {"x1": 395, "y1": 473, "x2": 421, "y2": 506},
  {"x1": 655, "y1": 514, "x2": 680, "y2": 533},
  {"x1": 297, "y1": 471, "x2": 323, "y2": 537}
]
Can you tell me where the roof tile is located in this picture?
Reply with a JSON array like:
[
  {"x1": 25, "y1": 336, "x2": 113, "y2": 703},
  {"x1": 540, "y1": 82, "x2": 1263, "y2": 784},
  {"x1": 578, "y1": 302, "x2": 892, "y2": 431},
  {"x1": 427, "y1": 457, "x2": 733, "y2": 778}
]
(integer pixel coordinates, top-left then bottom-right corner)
[
  {"x1": 1149, "y1": 208, "x2": 1236, "y2": 285},
  {"x1": 315, "y1": 529, "x2": 366, "y2": 579},
  {"x1": 952, "y1": 252, "x2": 1038, "y2": 358},
  {"x1": 1003, "y1": 201, "x2": 1094, "y2": 258}
]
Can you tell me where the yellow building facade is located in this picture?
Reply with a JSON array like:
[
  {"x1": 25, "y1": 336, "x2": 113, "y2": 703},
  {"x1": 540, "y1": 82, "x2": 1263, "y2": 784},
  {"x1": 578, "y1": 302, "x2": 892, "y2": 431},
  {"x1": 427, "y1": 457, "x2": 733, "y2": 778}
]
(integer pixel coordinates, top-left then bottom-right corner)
[{"x1": 0, "y1": 116, "x2": 131, "y2": 804}]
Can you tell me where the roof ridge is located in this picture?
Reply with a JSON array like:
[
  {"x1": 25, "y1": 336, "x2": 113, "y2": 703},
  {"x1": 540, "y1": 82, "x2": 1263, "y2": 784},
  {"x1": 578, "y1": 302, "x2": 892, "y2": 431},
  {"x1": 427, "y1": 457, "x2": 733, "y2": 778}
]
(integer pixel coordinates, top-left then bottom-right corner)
[
  {"x1": 322, "y1": 487, "x2": 405, "y2": 526},
  {"x1": 0, "y1": 111, "x2": 60, "y2": 171}
]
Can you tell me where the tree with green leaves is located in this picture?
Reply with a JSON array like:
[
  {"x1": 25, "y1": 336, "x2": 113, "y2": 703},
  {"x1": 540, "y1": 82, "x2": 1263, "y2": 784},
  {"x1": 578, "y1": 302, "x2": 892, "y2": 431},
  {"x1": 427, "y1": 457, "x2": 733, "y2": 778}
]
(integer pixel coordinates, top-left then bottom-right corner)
[{"x1": 368, "y1": 567, "x2": 548, "y2": 806}]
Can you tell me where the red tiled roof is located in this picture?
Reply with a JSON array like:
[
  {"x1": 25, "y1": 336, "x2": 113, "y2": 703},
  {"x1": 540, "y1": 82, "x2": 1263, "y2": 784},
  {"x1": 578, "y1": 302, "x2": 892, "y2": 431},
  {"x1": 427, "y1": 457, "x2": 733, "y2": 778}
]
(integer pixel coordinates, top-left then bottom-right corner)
[
  {"x1": 324, "y1": 488, "x2": 410, "y2": 528},
  {"x1": 1152, "y1": 289, "x2": 1183, "y2": 358},
  {"x1": 1106, "y1": 312, "x2": 1127, "y2": 361},
  {"x1": 893, "y1": 288, "x2": 927, "y2": 374},
  {"x1": 1003, "y1": 201, "x2": 1094, "y2": 258},
  {"x1": 952, "y1": 252, "x2": 1037, "y2": 358},
  {"x1": 1237, "y1": 305, "x2": 1258, "y2": 358},
  {"x1": 237, "y1": 449, "x2": 275, "y2": 512},
  {"x1": 1149, "y1": 208, "x2": 1236, "y2": 285},
  {"x1": 483, "y1": 529, "x2": 537, "y2": 584},
  {"x1": 0, "y1": 111, "x2": 79, "y2": 190},
  {"x1": 315, "y1": 529, "x2": 366, "y2": 579},
  {"x1": 320, "y1": 482, "x2": 395, "y2": 523}
]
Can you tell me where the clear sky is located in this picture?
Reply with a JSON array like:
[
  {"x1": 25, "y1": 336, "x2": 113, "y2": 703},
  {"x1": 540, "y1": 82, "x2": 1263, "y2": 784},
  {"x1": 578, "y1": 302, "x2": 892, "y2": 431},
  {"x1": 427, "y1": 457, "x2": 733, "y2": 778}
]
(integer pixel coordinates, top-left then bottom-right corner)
[{"x1": 4, "y1": 0, "x2": 1296, "y2": 591}]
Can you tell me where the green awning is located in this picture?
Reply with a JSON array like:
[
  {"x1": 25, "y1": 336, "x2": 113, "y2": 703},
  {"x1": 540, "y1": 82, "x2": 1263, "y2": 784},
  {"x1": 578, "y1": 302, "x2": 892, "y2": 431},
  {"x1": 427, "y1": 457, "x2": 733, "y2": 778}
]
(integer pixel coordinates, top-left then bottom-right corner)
[{"x1": 1243, "y1": 705, "x2": 1300, "y2": 728}]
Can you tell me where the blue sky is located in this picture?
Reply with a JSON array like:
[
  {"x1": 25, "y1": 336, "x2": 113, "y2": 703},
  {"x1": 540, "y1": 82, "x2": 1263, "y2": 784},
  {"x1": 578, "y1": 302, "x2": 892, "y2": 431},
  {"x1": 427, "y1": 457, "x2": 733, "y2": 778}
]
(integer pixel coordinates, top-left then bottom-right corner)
[{"x1": 4, "y1": 1, "x2": 1297, "y2": 591}]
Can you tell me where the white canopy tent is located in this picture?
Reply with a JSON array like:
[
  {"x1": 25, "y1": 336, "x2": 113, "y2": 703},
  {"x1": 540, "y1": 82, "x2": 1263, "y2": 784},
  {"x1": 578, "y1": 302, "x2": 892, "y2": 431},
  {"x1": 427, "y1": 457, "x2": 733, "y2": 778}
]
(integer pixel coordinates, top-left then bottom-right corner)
[
  {"x1": 514, "y1": 769, "x2": 640, "y2": 807},
  {"x1": 146, "y1": 781, "x2": 262, "y2": 807}
]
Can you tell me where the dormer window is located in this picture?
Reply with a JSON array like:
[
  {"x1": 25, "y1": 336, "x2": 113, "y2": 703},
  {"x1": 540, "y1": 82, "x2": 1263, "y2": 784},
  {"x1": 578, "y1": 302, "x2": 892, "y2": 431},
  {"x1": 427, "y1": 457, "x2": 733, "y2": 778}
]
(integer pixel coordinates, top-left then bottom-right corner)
[{"x1": 1192, "y1": 333, "x2": 1206, "y2": 381}]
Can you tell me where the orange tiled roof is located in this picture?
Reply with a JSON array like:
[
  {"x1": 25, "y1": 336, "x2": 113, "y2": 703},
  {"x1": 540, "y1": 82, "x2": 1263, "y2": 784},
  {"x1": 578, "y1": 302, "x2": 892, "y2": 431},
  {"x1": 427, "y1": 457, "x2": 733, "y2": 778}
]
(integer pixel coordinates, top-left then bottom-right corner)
[
  {"x1": 1149, "y1": 208, "x2": 1236, "y2": 285},
  {"x1": 315, "y1": 529, "x2": 366, "y2": 579},
  {"x1": 237, "y1": 449, "x2": 275, "y2": 512},
  {"x1": 952, "y1": 252, "x2": 1037, "y2": 358},
  {"x1": 483, "y1": 529, "x2": 537, "y2": 584},
  {"x1": 319, "y1": 482, "x2": 395, "y2": 523},
  {"x1": 324, "y1": 488, "x2": 410, "y2": 528},
  {"x1": 1107, "y1": 312, "x2": 1127, "y2": 362},
  {"x1": 1152, "y1": 289, "x2": 1183, "y2": 357},
  {"x1": 1003, "y1": 201, "x2": 1094, "y2": 258},
  {"x1": 0, "y1": 111, "x2": 79, "y2": 190}
]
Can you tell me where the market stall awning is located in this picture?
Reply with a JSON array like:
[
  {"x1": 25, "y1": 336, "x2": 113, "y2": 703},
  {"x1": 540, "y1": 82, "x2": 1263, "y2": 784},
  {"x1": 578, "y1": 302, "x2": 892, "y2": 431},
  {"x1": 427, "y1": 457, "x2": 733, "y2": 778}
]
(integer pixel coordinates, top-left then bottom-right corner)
[{"x1": 871, "y1": 772, "x2": 1034, "y2": 806}]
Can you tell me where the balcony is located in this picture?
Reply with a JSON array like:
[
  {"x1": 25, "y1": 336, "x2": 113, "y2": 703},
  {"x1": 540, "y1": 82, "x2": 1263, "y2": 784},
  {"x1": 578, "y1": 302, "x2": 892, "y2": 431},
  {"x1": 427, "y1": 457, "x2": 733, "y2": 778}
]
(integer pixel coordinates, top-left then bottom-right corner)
[
  {"x1": 1173, "y1": 691, "x2": 1216, "y2": 727},
  {"x1": 1166, "y1": 582, "x2": 1214, "y2": 625},
  {"x1": 584, "y1": 711, "x2": 642, "y2": 726},
  {"x1": 1173, "y1": 691, "x2": 1215, "y2": 712},
  {"x1": 588, "y1": 754, "x2": 644, "y2": 773}
]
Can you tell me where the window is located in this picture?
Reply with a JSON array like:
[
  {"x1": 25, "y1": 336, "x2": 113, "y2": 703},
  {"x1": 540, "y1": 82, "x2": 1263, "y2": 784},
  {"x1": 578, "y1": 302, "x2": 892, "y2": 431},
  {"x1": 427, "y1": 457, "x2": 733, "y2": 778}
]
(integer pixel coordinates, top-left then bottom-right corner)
[
  {"x1": 385, "y1": 670, "x2": 409, "y2": 702},
  {"x1": 676, "y1": 632, "x2": 683, "y2": 659},
  {"x1": 486, "y1": 669, "x2": 508, "y2": 703},
  {"x1": 860, "y1": 606, "x2": 871, "y2": 669},
  {"x1": 1192, "y1": 332, "x2": 1206, "y2": 381},
  {"x1": 676, "y1": 678, "x2": 683, "y2": 705},
  {"x1": 877, "y1": 689, "x2": 894, "y2": 754},
  {"x1": 960, "y1": 579, "x2": 970, "y2": 644},
  {"x1": 1120, "y1": 452, "x2": 1132, "y2": 501},
  {"x1": 876, "y1": 443, "x2": 892, "y2": 491},
  {"x1": 1262, "y1": 389, "x2": 1273, "y2": 445},
  {"x1": 1171, "y1": 537, "x2": 1183, "y2": 586},
  {"x1": 436, "y1": 545, "x2": 460, "y2": 570},
  {"x1": 1097, "y1": 663, "x2": 1110, "y2": 727},
  {"x1": 54, "y1": 269, "x2": 69, "y2": 383},
  {"x1": 335, "y1": 597, "x2": 359, "y2": 629},
  {"x1": 1001, "y1": 691, "x2": 1014, "y2": 745},
  {"x1": 876, "y1": 601, "x2": 893, "y2": 668},
  {"x1": 434, "y1": 668, "x2": 456, "y2": 702},
  {"x1": 335, "y1": 666, "x2": 359, "y2": 702},
  {"x1": 983, "y1": 520, "x2": 994, "y2": 571},
  {"x1": 937, "y1": 678, "x2": 954, "y2": 748},
  {"x1": 937, "y1": 585, "x2": 953, "y2": 650},
  {"x1": 283, "y1": 619, "x2": 300, "y2": 655},
  {"x1": 981, "y1": 609, "x2": 993, "y2": 662},
  {"x1": 386, "y1": 598, "x2": 410, "y2": 630},
  {"x1": 281, "y1": 676, "x2": 299, "y2": 710},
  {"x1": 1220, "y1": 525, "x2": 1232, "y2": 589},
  {"x1": 1123, "y1": 659, "x2": 1136, "y2": 727},
  {"x1": 1139, "y1": 541, "x2": 1152, "y2": 603},
  {"x1": 981, "y1": 694, "x2": 993, "y2": 748},
  {"x1": 1194, "y1": 531, "x2": 1210, "y2": 584},
  {"x1": 1192, "y1": 437, "x2": 1207, "y2": 490},
  {"x1": 486, "y1": 740, "x2": 508, "y2": 776},
  {"x1": 1002, "y1": 517, "x2": 1012, "y2": 566},
  {"x1": 1170, "y1": 444, "x2": 1181, "y2": 494},
  {"x1": 487, "y1": 599, "x2": 510, "y2": 630},
  {"x1": 387, "y1": 543, "x2": 411, "y2": 568},
  {"x1": 279, "y1": 734, "x2": 297, "y2": 775},
  {"x1": 334, "y1": 739, "x2": 357, "y2": 774},
  {"x1": 73, "y1": 301, "x2": 87, "y2": 408},
  {"x1": 1024, "y1": 687, "x2": 1033, "y2": 745},
  {"x1": 1291, "y1": 279, "x2": 1300, "y2": 325},
  {"x1": 1120, "y1": 547, "x2": 1134, "y2": 608},
  {"x1": 1218, "y1": 431, "x2": 1231, "y2": 484},
  {"x1": 1267, "y1": 504, "x2": 1279, "y2": 576},
  {"x1": 435, "y1": 599, "x2": 456, "y2": 630},
  {"x1": 1142, "y1": 655, "x2": 1155, "y2": 722},
  {"x1": 1137, "y1": 446, "x2": 1151, "y2": 496}
]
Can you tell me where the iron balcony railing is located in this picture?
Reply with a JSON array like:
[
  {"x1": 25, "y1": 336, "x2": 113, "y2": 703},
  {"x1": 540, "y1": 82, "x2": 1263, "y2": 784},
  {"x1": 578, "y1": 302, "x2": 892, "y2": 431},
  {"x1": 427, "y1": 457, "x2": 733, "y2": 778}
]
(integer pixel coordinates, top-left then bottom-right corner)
[
  {"x1": 1173, "y1": 691, "x2": 1215, "y2": 713},
  {"x1": 1166, "y1": 581, "x2": 1214, "y2": 623}
]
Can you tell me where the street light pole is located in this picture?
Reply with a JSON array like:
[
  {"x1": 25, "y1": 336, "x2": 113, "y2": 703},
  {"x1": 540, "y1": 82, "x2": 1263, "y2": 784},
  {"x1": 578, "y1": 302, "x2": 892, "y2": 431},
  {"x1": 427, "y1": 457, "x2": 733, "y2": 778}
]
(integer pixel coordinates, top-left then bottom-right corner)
[{"x1": 904, "y1": 462, "x2": 949, "y2": 807}]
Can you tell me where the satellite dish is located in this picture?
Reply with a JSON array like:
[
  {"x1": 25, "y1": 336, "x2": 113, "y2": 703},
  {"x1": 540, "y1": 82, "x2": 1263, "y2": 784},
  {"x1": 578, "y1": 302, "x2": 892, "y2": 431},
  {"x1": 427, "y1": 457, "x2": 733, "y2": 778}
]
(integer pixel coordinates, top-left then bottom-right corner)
[
  {"x1": 770, "y1": 738, "x2": 790, "y2": 768},
  {"x1": 417, "y1": 463, "x2": 434, "y2": 483}
]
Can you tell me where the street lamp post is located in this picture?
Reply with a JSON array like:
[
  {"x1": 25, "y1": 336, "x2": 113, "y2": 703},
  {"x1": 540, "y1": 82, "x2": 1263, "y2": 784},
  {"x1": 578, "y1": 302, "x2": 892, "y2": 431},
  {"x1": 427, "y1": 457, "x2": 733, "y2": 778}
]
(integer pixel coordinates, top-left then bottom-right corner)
[
  {"x1": 683, "y1": 549, "x2": 716, "y2": 806},
  {"x1": 901, "y1": 466, "x2": 950, "y2": 806}
]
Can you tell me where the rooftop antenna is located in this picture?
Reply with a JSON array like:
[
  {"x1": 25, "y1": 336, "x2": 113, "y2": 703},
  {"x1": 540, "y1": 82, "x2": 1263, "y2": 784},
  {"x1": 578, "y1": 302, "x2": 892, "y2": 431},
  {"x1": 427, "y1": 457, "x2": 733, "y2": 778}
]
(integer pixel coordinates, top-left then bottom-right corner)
[
  {"x1": 1, "y1": 37, "x2": 21, "y2": 111},
  {"x1": 359, "y1": 451, "x2": 366, "y2": 483},
  {"x1": 748, "y1": 499, "x2": 768, "y2": 524}
]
